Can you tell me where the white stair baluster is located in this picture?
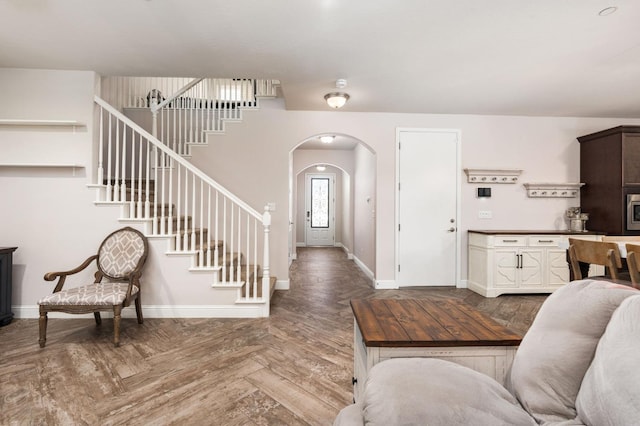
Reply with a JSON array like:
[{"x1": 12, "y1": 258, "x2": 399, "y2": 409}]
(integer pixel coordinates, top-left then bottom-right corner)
[
  {"x1": 253, "y1": 219, "x2": 258, "y2": 300},
  {"x1": 106, "y1": 114, "x2": 112, "y2": 202},
  {"x1": 214, "y1": 191, "x2": 219, "y2": 271},
  {"x1": 190, "y1": 173, "x2": 196, "y2": 251},
  {"x1": 97, "y1": 107, "x2": 104, "y2": 189},
  {"x1": 137, "y1": 135, "x2": 143, "y2": 218},
  {"x1": 176, "y1": 162, "x2": 182, "y2": 251},
  {"x1": 113, "y1": 120, "x2": 120, "y2": 202},
  {"x1": 120, "y1": 123, "x2": 127, "y2": 205}
]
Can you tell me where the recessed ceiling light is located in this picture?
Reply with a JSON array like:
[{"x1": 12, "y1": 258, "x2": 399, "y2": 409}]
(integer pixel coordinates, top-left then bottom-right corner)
[
  {"x1": 316, "y1": 165, "x2": 326, "y2": 171},
  {"x1": 598, "y1": 6, "x2": 618, "y2": 16},
  {"x1": 320, "y1": 135, "x2": 335, "y2": 144}
]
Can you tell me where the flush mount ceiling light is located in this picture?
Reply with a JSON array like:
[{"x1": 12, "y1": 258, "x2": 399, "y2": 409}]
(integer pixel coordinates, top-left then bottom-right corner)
[
  {"x1": 320, "y1": 135, "x2": 335, "y2": 144},
  {"x1": 324, "y1": 79, "x2": 350, "y2": 109},
  {"x1": 324, "y1": 92, "x2": 350, "y2": 109},
  {"x1": 316, "y1": 165, "x2": 326, "y2": 171}
]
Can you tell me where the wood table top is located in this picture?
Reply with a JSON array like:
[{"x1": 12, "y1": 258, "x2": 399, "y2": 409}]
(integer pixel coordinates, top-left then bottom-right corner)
[{"x1": 351, "y1": 298, "x2": 522, "y2": 348}]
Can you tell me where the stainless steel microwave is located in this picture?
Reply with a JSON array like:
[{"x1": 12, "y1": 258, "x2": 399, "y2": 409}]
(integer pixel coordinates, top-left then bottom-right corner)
[{"x1": 627, "y1": 194, "x2": 640, "y2": 230}]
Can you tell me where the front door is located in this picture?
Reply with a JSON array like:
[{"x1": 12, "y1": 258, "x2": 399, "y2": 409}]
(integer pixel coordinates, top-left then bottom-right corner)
[
  {"x1": 305, "y1": 173, "x2": 335, "y2": 246},
  {"x1": 397, "y1": 129, "x2": 459, "y2": 286}
]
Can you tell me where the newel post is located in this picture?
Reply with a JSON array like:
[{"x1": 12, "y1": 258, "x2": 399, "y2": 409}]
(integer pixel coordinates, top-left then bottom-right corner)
[{"x1": 262, "y1": 205, "x2": 272, "y2": 303}]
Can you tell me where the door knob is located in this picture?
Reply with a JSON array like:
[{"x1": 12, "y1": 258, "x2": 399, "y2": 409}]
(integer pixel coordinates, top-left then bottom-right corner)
[{"x1": 448, "y1": 227, "x2": 456, "y2": 232}]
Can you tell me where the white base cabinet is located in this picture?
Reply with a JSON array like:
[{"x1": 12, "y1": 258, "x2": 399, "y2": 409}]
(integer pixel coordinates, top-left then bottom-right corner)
[{"x1": 468, "y1": 232, "x2": 602, "y2": 297}]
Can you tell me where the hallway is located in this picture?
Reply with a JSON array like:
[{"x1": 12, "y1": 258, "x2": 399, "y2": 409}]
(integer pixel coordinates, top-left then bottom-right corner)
[{"x1": 0, "y1": 247, "x2": 546, "y2": 425}]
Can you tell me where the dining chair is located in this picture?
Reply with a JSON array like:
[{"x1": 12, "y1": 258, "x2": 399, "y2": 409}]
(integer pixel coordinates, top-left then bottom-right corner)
[
  {"x1": 38, "y1": 227, "x2": 149, "y2": 347},
  {"x1": 625, "y1": 243, "x2": 640, "y2": 289},
  {"x1": 568, "y1": 238, "x2": 623, "y2": 281}
]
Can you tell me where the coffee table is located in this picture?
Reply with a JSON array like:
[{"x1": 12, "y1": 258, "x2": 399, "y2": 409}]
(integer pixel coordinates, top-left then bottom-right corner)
[{"x1": 350, "y1": 298, "x2": 522, "y2": 403}]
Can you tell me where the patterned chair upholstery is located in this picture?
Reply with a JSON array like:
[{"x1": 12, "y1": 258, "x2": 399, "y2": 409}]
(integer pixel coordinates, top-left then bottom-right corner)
[{"x1": 38, "y1": 227, "x2": 149, "y2": 347}]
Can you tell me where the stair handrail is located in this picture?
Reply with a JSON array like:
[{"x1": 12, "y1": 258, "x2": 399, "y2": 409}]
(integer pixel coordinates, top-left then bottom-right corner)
[
  {"x1": 94, "y1": 94, "x2": 264, "y2": 222},
  {"x1": 152, "y1": 77, "x2": 205, "y2": 112}
]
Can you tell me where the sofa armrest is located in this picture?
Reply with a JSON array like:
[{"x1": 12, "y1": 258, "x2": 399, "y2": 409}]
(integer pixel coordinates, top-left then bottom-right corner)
[{"x1": 336, "y1": 358, "x2": 536, "y2": 426}]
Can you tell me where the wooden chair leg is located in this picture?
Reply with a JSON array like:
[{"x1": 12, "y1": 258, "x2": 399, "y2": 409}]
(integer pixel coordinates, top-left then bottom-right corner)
[
  {"x1": 94, "y1": 312, "x2": 102, "y2": 325},
  {"x1": 113, "y1": 306, "x2": 122, "y2": 347},
  {"x1": 38, "y1": 309, "x2": 48, "y2": 348},
  {"x1": 135, "y1": 296, "x2": 143, "y2": 324}
]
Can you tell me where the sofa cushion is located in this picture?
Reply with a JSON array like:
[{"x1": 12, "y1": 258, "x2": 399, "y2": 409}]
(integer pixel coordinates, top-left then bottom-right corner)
[
  {"x1": 508, "y1": 279, "x2": 638, "y2": 424},
  {"x1": 360, "y1": 358, "x2": 536, "y2": 426},
  {"x1": 576, "y1": 295, "x2": 640, "y2": 425},
  {"x1": 333, "y1": 402, "x2": 363, "y2": 426}
]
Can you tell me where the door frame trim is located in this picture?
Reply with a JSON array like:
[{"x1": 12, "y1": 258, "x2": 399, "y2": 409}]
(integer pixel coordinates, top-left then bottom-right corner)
[{"x1": 395, "y1": 128, "x2": 462, "y2": 287}]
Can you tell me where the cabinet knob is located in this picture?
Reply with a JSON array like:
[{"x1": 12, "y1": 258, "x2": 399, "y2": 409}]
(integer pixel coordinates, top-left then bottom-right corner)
[{"x1": 352, "y1": 377, "x2": 358, "y2": 385}]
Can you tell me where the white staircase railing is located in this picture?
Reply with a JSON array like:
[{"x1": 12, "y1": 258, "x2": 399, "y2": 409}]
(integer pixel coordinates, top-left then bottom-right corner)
[
  {"x1": 93, "y1": 95, "x2": 271, "y2": 303},
  {"x1": 101, "y1": 76, "x2": 279, "y2": 156}
]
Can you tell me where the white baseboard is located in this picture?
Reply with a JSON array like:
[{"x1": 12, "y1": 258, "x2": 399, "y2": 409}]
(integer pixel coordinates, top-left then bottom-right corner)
[
  {"x1": 375, "y1": 280, "x2": 398, "y2": 289},
  {"x1": 275, "y1": 279, "x2": 290, "y2": 290},
  {"x1": 296, "y1": 242, "x2": 306, "y2": 247},
  {"x1": 353, "y1": 255, "x2": 374, "y2": 280},
  {"x1": 336, "y1": 243, "x2": 354, "y2": 259},
  {"x1": 458, "y1": 279, "x2": 468, "y2": 289},
  {"x1": 13, "y1": 304, "x2": 269, "y2": 319}
]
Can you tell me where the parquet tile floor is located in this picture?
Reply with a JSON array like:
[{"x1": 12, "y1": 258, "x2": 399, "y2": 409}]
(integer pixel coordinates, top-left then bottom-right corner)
[{"x1": 0, "y1": 247, "x2": 547, "y2": 425}]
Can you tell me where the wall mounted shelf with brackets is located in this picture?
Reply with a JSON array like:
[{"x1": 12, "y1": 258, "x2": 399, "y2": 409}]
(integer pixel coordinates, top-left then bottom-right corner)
[
  {"x1": 464, "y1": 168, "x2": 522, "y2": 184},
  {"x1": 523, "y1": 183, "x2": 584, "y2": 198}
]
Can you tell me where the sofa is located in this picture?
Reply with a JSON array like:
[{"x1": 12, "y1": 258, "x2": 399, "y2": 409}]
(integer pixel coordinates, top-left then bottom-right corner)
[{"x1": 334, "y1": 279, "x2": 640, "y2": 425}]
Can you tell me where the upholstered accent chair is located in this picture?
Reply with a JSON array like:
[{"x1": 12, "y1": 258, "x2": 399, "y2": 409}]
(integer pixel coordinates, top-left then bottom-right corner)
[{"x1": 38, "y1": 227, "x2": 149, "y2": 347}]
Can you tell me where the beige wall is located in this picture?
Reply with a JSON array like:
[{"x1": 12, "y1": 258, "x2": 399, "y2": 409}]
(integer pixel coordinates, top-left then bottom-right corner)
[
  {"x1": 191, "y1": 102, "x2": 640, "y2": 287},
  {"x1": 4, "y1": 68, "x2": 640, "y2": 302}
]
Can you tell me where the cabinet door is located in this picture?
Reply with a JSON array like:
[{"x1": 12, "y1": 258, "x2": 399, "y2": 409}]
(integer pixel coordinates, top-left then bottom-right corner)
[
  {"x1": 623, "y1": 134, "x2": 640, "y2": 185},
  {"x1": 519, "y1": 249, "x2": 544, "y2": 287},
  {"x1": 547, "y1": 248, "x2": 570, "y2": 285},
  {"x1": 494, "y1": 249, "x2": 518, "y2": 288}
]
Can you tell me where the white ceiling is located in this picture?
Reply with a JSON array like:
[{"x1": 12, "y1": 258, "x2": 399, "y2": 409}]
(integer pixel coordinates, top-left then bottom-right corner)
[{"x1": 2, "y1": 0, "x2": 640, "y2": 117}]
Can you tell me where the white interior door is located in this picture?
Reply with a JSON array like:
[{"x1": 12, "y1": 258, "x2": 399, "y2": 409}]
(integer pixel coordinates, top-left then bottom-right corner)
[
  {"x1": 397, "y1": 129, "x2": 459, "y2": 286},
  {"x1": 305, "y1": 173, "x2": 335, "y2": 246}
]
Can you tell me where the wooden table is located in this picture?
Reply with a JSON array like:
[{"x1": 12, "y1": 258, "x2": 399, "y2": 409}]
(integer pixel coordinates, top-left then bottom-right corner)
[{"x1": 350, "y1": 298, "x2": 522, "y2": 402}]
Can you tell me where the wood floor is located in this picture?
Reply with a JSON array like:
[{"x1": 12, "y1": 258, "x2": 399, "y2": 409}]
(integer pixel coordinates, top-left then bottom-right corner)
[{"x1": 0, "y1": 247, "x2": 547, "y2": 425}]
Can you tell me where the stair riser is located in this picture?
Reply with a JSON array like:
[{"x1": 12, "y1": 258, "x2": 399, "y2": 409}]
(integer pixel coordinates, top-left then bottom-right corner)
[
  {"x1": 156, "y1": 216, "x2": 192, "y2": 229},
  {"x1": 216, "y1": 266, "x2": 260, "y2": 283},
  {"x1": 175, "y1": 230, "x2": 210, "y2": 249},
  {"x1": 127, "y1": 203, "x2": 173, "y2": 218}
]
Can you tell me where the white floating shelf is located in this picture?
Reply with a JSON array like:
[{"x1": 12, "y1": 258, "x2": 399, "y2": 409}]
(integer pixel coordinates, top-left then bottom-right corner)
[
  {"x1": 0, "y1": 119, "x2": 85, "y2": 127},
  {"x1": 464, "y1": 168, "x2": 522, "y2": 184},
  {"x1": 0, "y1": 163, "x2": 85, "y2": 176},
  {"x1": 0, "y1": 163, "x2": 84, "y2": 168},
  {"x1": 523, "y1": 183, "x2": 584, "y2": 198}
]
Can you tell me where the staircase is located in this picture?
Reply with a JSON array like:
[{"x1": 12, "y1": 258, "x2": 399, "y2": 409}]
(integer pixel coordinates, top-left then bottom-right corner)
[{"x1": 90, "y1": 77, "x2": 279, "y2": 316}]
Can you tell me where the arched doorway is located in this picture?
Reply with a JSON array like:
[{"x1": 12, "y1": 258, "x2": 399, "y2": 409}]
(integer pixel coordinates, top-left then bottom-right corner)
[{"x1": 288, "y1": 133, "x2": 377, "y2": 285}]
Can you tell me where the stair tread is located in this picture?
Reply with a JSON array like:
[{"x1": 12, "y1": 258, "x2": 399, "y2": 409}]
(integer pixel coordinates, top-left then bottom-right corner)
[{"x1": 241, "y1": 276, "x2": 277, "y2": 299}]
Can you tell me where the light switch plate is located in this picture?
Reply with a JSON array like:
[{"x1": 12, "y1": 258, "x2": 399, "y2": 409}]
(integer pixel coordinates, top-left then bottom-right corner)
[{"x1": 478, "y1": 210, "x2": 492, "y2": 219}]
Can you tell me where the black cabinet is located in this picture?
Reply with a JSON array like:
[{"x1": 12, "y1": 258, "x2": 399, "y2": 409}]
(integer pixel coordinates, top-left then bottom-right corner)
[
  {"x1": 0, "y1": 247, "x2": 18, "y2": 326},
  {"x1": 578, "y1": 126, "x2": 640, "y2": 235}
]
